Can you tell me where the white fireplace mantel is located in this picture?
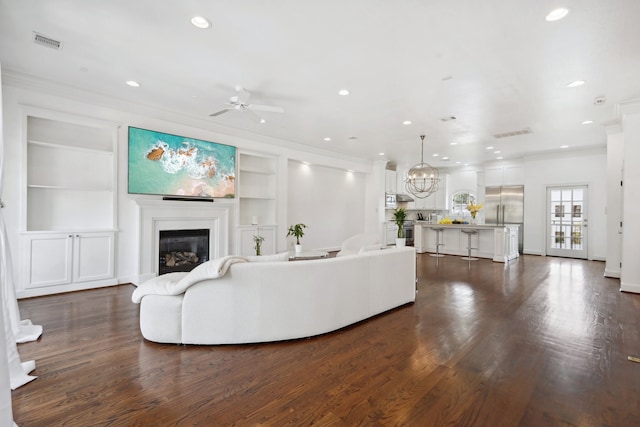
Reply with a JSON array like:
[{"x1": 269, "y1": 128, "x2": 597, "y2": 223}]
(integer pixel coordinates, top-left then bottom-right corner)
[{"x1": 136, "y1": 199, "x2": 232, "y2": 284}]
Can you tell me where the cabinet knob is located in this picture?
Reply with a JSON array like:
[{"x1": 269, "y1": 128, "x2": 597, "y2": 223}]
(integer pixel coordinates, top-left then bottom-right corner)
[{"x1": 68, "y1": 235, "x2": 73, "y2": 238}]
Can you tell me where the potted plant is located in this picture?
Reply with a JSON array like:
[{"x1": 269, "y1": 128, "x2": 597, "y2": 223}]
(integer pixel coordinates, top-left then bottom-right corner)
[
  {"x1": 393, "y1": 207, "x2": 407, "y2": 247},
  {"x1": 253, "y1": 230, "x2": 265, "y2": 256},
  {"x1": 287, "y1": 223, "x2": 307, "y2": 253}
]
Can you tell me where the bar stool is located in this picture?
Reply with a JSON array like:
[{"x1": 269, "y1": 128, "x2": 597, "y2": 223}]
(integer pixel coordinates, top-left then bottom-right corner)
[
  {"x1": 460, "y1": 229, "x2": 479, "y2": 268},
  {"x1": 430, "y1": 227, "x2": 445, "y2": 260}
]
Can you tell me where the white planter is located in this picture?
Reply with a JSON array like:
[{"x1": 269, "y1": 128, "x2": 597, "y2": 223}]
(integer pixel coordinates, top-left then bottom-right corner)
[
  {"x1": 395, "y1": 238, "x2": 406, "y2": 247},
  {"x1": 295, "y1": 244, "x2": 303, "y2": 253}
]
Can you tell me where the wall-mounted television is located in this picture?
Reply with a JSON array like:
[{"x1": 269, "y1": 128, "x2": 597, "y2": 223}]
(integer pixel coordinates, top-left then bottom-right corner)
[{"x1": 128, "y1": 127, "x2": 236, "y2": 199}]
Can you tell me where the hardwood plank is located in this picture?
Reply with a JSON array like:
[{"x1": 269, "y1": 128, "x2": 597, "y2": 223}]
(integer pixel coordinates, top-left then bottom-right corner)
[{"x1": 12, "y1": 254, "x2": 640, "y2": 426}]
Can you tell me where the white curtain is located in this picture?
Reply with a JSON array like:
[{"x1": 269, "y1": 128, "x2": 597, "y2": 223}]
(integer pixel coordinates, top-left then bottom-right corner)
[{"x1": 1, "y1": 62, "x2": 40, "y2": 396}]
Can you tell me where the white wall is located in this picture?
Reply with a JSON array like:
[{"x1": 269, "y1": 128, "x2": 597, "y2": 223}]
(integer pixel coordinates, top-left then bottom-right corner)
[
  {"x1": 287, "y1": 161, "x2": 366, "y2": 251},
  {"x1": 522, "y1": 148, "x2": 607, "y2": 260}
]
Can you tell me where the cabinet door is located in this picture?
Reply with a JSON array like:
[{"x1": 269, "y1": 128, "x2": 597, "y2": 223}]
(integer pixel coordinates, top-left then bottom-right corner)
[
  {"x1": 385, "y1": 224, "x2": 398, "y2": 245},
  {"x1": 434, "y1": 187, "x2": 447, "y2": 210},
  {"x1": 23, "y1": 233, "x2": 73, "y2": 289},
  {"x1": 73, "y1": 232, "x2": 114, "y2": 283},
  {"x1": 385, "y1": 170, "x2": 397, "y2": 193}
]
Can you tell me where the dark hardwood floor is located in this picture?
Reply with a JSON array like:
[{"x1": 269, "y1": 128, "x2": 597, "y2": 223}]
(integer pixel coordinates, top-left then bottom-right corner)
[{"x1": 12, "y1": 254, "x2": 640, "y2": 426}]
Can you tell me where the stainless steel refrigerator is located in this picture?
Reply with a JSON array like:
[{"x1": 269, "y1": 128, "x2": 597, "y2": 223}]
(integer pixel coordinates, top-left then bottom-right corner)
[{"x1": 484, "y1": 185, "x2": 524, "y2": 253}]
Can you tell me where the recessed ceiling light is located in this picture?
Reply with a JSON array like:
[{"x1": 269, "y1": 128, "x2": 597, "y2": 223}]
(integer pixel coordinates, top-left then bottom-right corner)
[
  {"x1": 191, "y1": 16, "x2": 211, "y2": 29},
  {"x1": 455, "y1": 161, "x2": 461, "y2": 164},
  {"x1": 496, "y1": 156, "x2": 504, "y2": 160},
  {"x1": 259, "y1": 118, "x2": 266, "y2": 124},
  {"x1": 338, "y1": 89, "x2": 350, "y2": 96},
  {"x1": 450, "y1": 142, "x2": 458, "y2": 146},
  {"x1": 485, "y1": 146, "x2": 494, "y2": 150},
  {"x1": 126, "y1": 80, "x2": 140, "y2": 87},
  {"x1": 581, "y1": 120, "x2": 593, "y2": 125},
  {"x1": 567, "y1": 80, "x2": 585, "y2": 88},
  {"x1": 402, "y1": 120, "x2": 412, "y2": 125},
  {"x1": 323, "y1": 137, "x2": 331, "y2": 141},
  {"x1": 378, "y1": 152, "x2": 385, "y2": 156},
  {"x1": 442, "y1": 157, "x2": 450, "y2": 160},
  {"x1": 561, "y1": 145, "x2": 569, "y2": 149},
  {"x1": 432, "y1": 153, "x2": 439, "y2": 157},
  {"x1": 546, "y1": 8, "x2": 569, "y2": 22},
  {"x1": 494, "y1": 150, "x2": 501, "y2": 154}
]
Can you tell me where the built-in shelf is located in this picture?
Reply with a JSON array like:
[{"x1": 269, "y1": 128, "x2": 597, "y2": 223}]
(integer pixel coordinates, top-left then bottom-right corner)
[
  {"x1": 28, "y1": 139, "x2": 113, "y2": 154},
  {"x1": 238, "y1": 152, "x2": 277, "y2": 226},
  {"x1": 20, "y1": 109, "x2": 119, "y2": 297}
]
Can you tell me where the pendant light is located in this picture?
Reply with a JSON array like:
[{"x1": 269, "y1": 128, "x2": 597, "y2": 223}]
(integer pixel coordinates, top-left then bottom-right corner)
[{"x1": 405, "y1": 135, "x2": 440, "y2": 198}]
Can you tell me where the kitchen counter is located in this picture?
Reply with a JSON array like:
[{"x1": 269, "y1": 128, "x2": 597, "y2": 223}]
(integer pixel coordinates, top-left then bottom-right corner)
[{"x1": 414, "y1": 222, "x2": 519, "y2": 262}]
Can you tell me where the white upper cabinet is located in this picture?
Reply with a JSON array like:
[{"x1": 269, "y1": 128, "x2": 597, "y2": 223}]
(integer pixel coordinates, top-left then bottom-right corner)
[
  {"x1": 485, "y1": 165, "x2": 524, "y2": 187},
  {"x1": 385, "y1": 170, "x2": 397, "y2": 194}
]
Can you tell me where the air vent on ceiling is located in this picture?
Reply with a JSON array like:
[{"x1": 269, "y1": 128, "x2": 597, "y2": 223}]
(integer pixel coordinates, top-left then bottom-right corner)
[
  {"x1": 33, "y1": 32, "x2": 62, "y2": 50},
  {"x1": 493, "y1": 128, "x2": 532, "y2": 139}
]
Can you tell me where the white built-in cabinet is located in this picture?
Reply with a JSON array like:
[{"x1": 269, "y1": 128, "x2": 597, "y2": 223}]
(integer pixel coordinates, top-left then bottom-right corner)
[
  {"x1": 485, "y1": 165, "x2": 524, "y2": 187},
  {"x1": 385, "y1": 170, "x2": 397, "y2": 193},
  {"x1": 413, "y1": 186, "x2": 447, "y2": 210},
  {"x1": 20, "y1": 109, "x2": 118, "y2": 297},
  {"x1": 236, "y1": 151, "x2": 278, "y2": 255}
]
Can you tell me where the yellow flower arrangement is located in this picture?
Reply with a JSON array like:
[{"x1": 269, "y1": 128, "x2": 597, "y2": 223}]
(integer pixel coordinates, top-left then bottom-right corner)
[{"x1": 466, "y1": 202, "x2": 483, "y2": 219}]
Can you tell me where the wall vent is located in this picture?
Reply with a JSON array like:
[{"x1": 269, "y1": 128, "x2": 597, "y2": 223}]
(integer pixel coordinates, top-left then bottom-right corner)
[
  {"x1": 33, "y1": 32, "x2": 62, "y2": 50},
  {"x1": 493, "y1": 128, "x2": 532, "y2": 139}
]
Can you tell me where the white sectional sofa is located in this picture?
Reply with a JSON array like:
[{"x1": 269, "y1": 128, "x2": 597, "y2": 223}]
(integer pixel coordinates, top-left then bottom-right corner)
[{"x1": 134, "y1": 246, "x2": 416, "y2": 345}]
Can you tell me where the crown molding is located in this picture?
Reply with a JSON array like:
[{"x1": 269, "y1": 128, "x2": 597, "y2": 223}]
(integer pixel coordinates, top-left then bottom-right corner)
[{"x1": 619, "y1": 98, "x2": 640, "y2": 116}]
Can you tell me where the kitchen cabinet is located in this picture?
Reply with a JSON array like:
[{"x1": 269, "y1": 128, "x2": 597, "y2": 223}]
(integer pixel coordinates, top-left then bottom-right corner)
[
  {"x1": 414, "y1": 224, "x2": 519, "y2": 262},
  {"x1": 21, "y1": 232, "x2": 115, "y2": 293},
  {"x1": 412, "y1": 185, "x2": 447, "y2": 210},
  {"x1": 385, "y1": 170, "x2": 397, "y2": 194},
  {"x1": 236, "y1": 225, "x2": 277, "y2": 256},
  {"x1": 385, "y1": 222, "x2": 399, "y2": 246},
  {"x1": 485, "y1": 165, "x2": 524, "y2": 187}
]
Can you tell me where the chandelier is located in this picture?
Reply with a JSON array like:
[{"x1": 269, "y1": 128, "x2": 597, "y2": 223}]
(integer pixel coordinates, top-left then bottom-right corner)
[{"x1": 405, "y1": 134, "x2": 440, "y2": 199}]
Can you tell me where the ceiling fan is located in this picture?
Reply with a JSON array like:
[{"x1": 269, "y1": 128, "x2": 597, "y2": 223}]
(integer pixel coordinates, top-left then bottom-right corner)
[{"x1": 209, "y1": 86, "x2": 284, "y2": 120}]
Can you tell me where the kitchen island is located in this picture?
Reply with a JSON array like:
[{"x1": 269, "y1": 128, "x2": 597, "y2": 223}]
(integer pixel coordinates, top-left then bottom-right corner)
[{"x1": 414, "y1": 222, "x2": 519, "y2": 262}]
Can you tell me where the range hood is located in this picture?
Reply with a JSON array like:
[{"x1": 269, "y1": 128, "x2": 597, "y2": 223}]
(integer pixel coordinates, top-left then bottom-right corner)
[{"x1": 396, "y1": 194, "x2": 414, "y2": 202}]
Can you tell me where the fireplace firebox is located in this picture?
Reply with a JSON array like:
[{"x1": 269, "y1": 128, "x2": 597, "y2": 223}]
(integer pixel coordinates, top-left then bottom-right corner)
[{"x1": 159, "y1": 229, "x2": 209, "y2": 275}]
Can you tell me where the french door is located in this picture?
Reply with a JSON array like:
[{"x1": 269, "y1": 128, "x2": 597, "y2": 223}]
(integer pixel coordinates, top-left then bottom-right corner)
[{"x1": 546, "y1": 185, "x2": 588, "y2": 259}]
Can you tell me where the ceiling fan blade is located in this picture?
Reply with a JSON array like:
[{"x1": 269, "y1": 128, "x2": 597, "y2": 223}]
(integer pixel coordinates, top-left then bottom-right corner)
[
  {"x1": 245, "y1": 108, "x2": 263, "y2": 122},
  {"x1": 237, "y1": 88, "x2": 251, "y2": 104},
  {"x1": 209, "y1": 108, "x2": 231, "y2": 117},
  {"x1": 248, "y1": 104, "x2": 284, "y2": 113}
]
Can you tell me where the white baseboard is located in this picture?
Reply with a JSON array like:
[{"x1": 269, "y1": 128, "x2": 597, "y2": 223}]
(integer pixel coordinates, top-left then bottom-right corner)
[
  {"x1": 620, "y1": 281, "x2": 640, "y2": 294},
  {"x1": 523, "y1": 250, "x2": 544, "y2": 256},
  {"x1": 604, "y1": 269, "x2": 621, "y2": 278}
]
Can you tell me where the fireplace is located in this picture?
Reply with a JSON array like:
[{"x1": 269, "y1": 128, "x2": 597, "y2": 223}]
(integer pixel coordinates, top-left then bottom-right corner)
[
  {"x1": 158, "y1": 229, "x2": 210, "y2": 275},
  {"x1": 136, "y1": 199, "x2": 230, "y2": 284}
]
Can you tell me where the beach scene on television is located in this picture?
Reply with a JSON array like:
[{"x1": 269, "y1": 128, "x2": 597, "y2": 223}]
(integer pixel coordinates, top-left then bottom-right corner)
[{"x1": 128, "y1": 127, "x2": 236, "y2": 198}]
